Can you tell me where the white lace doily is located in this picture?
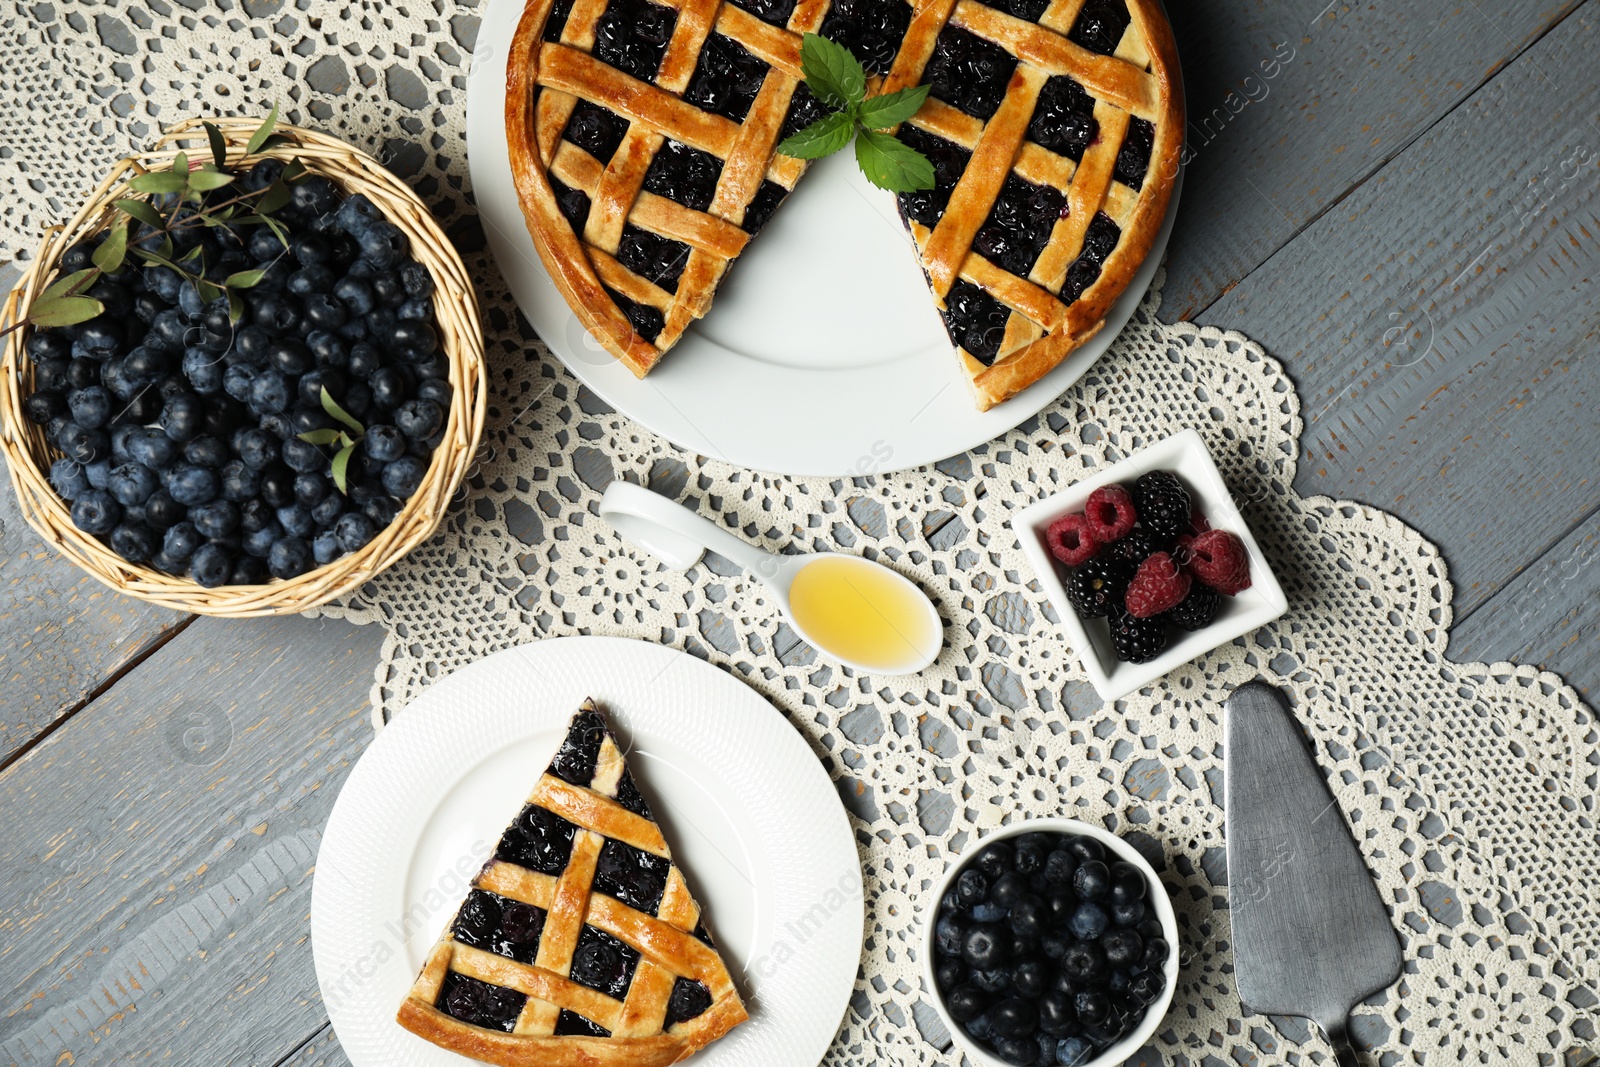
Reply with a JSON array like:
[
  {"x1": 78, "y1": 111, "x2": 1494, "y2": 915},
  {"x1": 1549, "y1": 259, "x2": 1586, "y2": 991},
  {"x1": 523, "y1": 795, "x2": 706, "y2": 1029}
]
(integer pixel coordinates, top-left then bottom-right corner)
[{"x1": 4, "y1": 5, "x2": 1597, "y2": 1065}]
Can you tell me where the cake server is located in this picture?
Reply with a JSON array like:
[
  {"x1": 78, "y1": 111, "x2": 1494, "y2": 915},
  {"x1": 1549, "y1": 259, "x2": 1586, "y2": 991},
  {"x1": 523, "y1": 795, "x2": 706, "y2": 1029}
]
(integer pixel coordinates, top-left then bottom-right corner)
[{"x1": 1224, "y1": 681, "x2": 1403, "y2": 1067}]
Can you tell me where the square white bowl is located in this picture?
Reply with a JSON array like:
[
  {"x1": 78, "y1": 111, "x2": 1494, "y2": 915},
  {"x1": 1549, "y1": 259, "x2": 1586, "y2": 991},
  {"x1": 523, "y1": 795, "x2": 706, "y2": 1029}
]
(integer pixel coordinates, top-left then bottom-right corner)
[{"x1": 1012, "y1": 428, "x2": 1287, "y2": 702}]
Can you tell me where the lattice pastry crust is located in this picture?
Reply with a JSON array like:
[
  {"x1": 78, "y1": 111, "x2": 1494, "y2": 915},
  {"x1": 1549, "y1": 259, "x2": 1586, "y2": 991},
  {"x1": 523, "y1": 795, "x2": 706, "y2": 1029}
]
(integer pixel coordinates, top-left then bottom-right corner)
[
  {"x1": 505, "y1": 0, "x2": 1181, "y2": 409},
  {"x1": 397, "y1": 702, "x2": 748, "y2": 1066}
]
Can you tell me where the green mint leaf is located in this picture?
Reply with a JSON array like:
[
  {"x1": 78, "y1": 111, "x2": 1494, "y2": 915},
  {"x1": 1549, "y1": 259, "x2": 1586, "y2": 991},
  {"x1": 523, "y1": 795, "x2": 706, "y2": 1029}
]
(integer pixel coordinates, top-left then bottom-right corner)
[
  {"x1": 188, "y1": 168, "x2": 235, "y2": 192},
  {"x1": 320, "y1": 385, "x2": 365, "y2": 436},
  {"x1": 91, "y1": 219, "x2": 131, "y2": 273},
  {"x1": 225, "y1": 268, "x2": 267, "y2": 289},
  {"x1": 856, "y1": 84, "x2": 931, "y2": 130},
  {"x1": 799, "y1": 33, "x2": 866, "y2": 110},
  {"x1": 127, "y1": 171, "x2": 186, "y2": 195},
  {"x1": 41, "y1": 268, "x2": 99, "y2": 301},
  {"x1": 113, "y1": 198, "x2": 164, "y2": 228},
  {"x1": 853, "y1": 128, "x2": 935, "y2": 193},
  {"x1": 298, "y1": 428, "x2": 343, "y2": 446},
  {"x1": 775, "y1": 111, "x2": 856, "y2": 160},
  {"x1": 331, "y1": 443, "x2": 355, "y2": 494},
  {"x1": 204, "y1": 121, "x2": 229, "y2": 170},
  {"x1": 28, "y1": 295, "x2": 105, "y2": 329},
  {"x1": 247, "y1": 102, "x2": 280, "y2": 155}
]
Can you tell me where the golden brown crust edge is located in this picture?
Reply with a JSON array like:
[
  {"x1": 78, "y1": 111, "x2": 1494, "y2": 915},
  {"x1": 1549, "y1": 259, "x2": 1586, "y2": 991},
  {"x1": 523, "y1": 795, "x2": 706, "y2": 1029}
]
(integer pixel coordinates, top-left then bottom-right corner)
[
  {"x1": 971, "y1": 0, "x2": 1184, "y2": 411},
  {"x1": 505, "y1": 0, "x2": 662, "y2": 378}
]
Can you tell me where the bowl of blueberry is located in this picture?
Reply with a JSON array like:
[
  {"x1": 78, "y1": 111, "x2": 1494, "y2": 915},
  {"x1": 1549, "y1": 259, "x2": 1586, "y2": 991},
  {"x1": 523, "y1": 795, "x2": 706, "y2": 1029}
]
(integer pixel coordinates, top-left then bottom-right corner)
[
  {"x1": 925, "y1": 820, "x2": 1178, "y2": 1067},
  {"x1": 0, "y1": 113, "x2": 486, "y2": 615}
]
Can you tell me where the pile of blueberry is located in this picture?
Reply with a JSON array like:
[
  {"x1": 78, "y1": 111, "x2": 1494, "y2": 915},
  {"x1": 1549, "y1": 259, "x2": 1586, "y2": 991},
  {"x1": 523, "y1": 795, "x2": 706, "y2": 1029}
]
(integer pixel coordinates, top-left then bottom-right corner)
[
  {"x1": 20, "y1": 161, "x2": 451, "y2": 587},
  {"x1": 932, "y1": 831, "x2": 1170, "y2": 1066}
]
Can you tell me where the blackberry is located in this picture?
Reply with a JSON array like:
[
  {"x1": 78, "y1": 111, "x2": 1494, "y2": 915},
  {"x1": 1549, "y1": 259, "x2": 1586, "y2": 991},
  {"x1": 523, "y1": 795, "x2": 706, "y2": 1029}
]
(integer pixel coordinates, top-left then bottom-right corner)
[
  {"x1": 1065, "y1": 557, "x2": 1131, "y2": 618},
  {"x1": 1169, "y1": 584, "x2": 1220, "y2": 632},
  {"x1": 1111, "y1": 526, "x2": 1162, "y2": 565},
  {"x1": 1132, "y1": 470, "x2": 1191, "y2": 540},
  {"x1": 1108, "y1": 607, "x2": 1168, "y2": 663}
]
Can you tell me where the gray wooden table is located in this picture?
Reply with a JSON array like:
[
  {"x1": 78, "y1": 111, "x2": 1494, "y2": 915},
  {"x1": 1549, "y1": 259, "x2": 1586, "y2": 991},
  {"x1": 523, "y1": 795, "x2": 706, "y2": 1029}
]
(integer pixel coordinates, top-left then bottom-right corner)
[{"x1": 3, "y1": 1, "x2": 1598, "y2": 1064}]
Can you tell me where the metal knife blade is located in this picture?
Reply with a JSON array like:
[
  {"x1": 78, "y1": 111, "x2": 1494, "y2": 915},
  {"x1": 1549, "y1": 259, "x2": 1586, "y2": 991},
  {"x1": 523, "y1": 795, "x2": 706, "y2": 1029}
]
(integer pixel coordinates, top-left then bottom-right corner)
[{"x1": 1225, "y1": 681, "x2": 1403, "y2": 1066}]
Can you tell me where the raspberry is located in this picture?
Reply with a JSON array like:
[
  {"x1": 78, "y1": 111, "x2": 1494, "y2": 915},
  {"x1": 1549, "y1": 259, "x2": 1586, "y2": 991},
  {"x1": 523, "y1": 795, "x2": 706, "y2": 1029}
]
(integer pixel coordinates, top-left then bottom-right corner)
[
  {"x1": 1083, "y1": 483, "x2": 1136, "y2": 542},
  {"x1": 1124, "y1": 551, "x2": 1190, "y2": 618},
  {"x1": 1133, "y1": 470, "x2": 1191, "y2": 540},
  {"x1": 1108, "y1": 607, "x2": 1168, "y2": 663},
  {"x1": 1111, "y1": 526, "x2": 1163, "y2": 566},
  {"x1": 1185, "y1": 528, "x2": 1252, "y2": 595},
  {"x1": 1046, "y1": 512, "x2": 1099, "y2": 566},
  {"x1": 1169, "y1": 584, "x2": 1219, "y2": 631},
  {"x1": 1065, "y1": 557, "x2": 1131, "y2": 618}
]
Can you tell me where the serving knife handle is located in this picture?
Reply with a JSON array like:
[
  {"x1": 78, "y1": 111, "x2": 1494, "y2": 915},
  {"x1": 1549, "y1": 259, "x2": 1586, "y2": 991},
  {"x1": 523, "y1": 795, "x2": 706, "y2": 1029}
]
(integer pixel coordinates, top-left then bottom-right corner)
[{"x1": 1317, "y1": 1014, "x2": 1361, "y2": 1067}]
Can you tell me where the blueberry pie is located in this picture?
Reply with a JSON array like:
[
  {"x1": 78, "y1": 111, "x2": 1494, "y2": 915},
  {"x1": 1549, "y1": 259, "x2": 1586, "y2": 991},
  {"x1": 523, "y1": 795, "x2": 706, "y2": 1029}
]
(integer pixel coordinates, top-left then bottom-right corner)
[
  {"x1": 506, "y1": 0, "x2": 1181, "y2": 409},
  {"x1": 396, "y1": 701, "x2": 747, "y2": 1065}
]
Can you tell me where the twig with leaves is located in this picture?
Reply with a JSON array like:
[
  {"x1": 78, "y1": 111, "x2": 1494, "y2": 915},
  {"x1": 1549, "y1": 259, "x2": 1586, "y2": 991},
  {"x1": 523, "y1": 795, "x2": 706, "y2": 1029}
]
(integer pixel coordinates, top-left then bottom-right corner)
[{"x1": 299, "y1": 387, "x2": 368, "y2": 494}]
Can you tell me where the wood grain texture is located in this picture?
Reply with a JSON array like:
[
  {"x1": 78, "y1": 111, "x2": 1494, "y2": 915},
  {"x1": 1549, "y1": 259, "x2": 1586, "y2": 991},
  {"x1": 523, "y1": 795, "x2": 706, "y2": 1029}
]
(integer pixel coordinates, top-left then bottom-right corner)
[
  {"x1": 1194, "y1": 1, "x2": 1600, "y2": 620},
  {"x1": 1160, "y1": 0, "x2": 1583, "y2": 320},
  {"x1": 0, "y1": 613, "x2": 384, "y2": 1066}
]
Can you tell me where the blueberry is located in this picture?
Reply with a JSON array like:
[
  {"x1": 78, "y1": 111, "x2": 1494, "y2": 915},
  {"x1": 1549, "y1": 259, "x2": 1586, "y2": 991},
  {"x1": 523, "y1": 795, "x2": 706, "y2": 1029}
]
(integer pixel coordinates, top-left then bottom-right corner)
[
  {"x1": 259, "y1": 410, "x2": 294, "y2": 439},
  {"x1": 329, "y1": 276, "x2": 375, "y2": 318},
  {"x1": 1108, "y1": 862, "x2": 1146, "y2": 904},
  {"x1": 293, "y1": 472, "x2": 330, "y2": 507},
  {"x1": 391, "y1": 319, "x2": 438, "y2": 361},
  {"x1": 109, "y1": 523, "x2": 155, "y2": 562},
  {"x1": 368, "y1": 366, "x2": 407, "y2": 410},
  {"x1": 1009, "y1": 894, "x2": 1046, "y2": 939},
  {"x1": 1106, "y1": 969, "x2": 1130, "y2": 995},
  {"x1": 1011, "y1": 958, "x2": 1048, "y2": 999},
  {"x1": 228, "y1": 427, "x2": 273, "y2": 470},
  {"x1": 371, "y1": 271, "x2": 407, "y2": 307},
  {"x1": 971, "y1": 966, "x2": 1011, "y2": 994},
  {"x1": 993, "y1": 997, "x2": 1038, "y2": 1039},
  {"x1": 307, "y1": 330, "x2": 348, "y2": 367},
  {"x1": 310, "y1": 491, "x2": 344, "y2": 527},
  {"x1": 1072, "y1": 990, "x2": 1109, "y2": 1026},
  {"x1": 1060, "y1": 942, "x2": 1107, "y2": 984},
  {"x1": 1044, "y1": 850, "x2": 1077, "y2": 885},
  {"x1": 965, "y1": 1011, "x2": 995, "y2": 1042},
  {"x1": 67, "y1": 386, "x2": 112, "y2": 429},
  {"x1": 346, "y1": 342, "x2": 381, "y2": 378},
  {"x1": 290, "y1": 404, "x2": 334, "y2": 435},
  {"x1": 163, "y1": 522, "x2": 204, "y2": 561},
  {"x1": 416, "y1": 378, "x2": 452, "y2": 409},
  {"x1": 1068, "y1": 902, "x2": 1109, "y2": 941},
  {"x1": 282, "y1": 436, "x2": 328, "y2": 474},
  {"x1": 190, "y1": 499, "x2": 240, "y2": 539},
  {"x1": 277, "y1": 503, "x2": 315, "y2": 538},
  {"x1": 301, "y1": 292, "x2": 347, "y2": 331},
  {"x1": 993, "y1": 1036, "x2": 1037, "y2": 1065},
  {"x1": 936, "y1": 915, "x2": 965, "y2": 957},
  {"x1": 356, "y1": 424, "x2": 403, "y2": 464},
  {"x1": 1140, "y1": 937, "x2": 1168, "y2": 972},
  {"x1": 144, "y1": 489, "x2": 185, "y2": 530},
  {"x1": 248, "y1": 227, "x2": 285, "y2": 261},
  {"x1": 971, "y1": 901, "x2": 1007, "y2": 923},
  {"x1": 259, "y1": 464, "x2": 297, "y2": 508},
  {"x1": 357, "y1": 221, "x2": 408, "y2": 268},
  {"x1": 109, "y1": 462, "x2": 160, "y2": 506},
  {"x1": 1043, "y1": 888, "x2": 1073, "y2": 927},
  {"x1": 945, "y1": 983, "x2": 987, "y2": 1023},
  {"x1": 1055, "y1": 1035, "x2": 1094, "y2": 1065},
  {"x1": 60, "y1": 423, "x2": 110, "y2": 464},
  {"x1": 167, "y1": 464, "x2": 218, "y2": 506},
  {"x1": 70, "y1": 490, "x2": 121, "y2": 535},
  {"x1": 26, "y1": 330, "x2": 71, "y2": 363},
  {"x1": 183, "y1": 434, "x2": 226, "y2": 469},
  {"x1": 183, "y1": 346, "x2": 226, "y2": 394},
  {"x1": 341, "y1": 381, "x2": 372, "y2": 420},
  {"x1": 67, "y1": 357, "x2": 99, "y2": 389},
  {"x1": 1065, "y1": 837, "x2": 1105, "y2": 864},
  {"x1": 33, "y1": 357, "x2": 72, "y2": 394},
  {"x1": 250, "y1": 369, "x2": 293, "y2": 415},
  {"x1": 243, "y1": 521, "x2": 282, "y2": 558},
  {"x1": 50, "y1": 458, "x2": 91, "y2": 501},
  {"x1": 1100, "y1": 927, "x2": 1142, "y2": 969},
  {"x1": 1038, "y1": 991, "x2": 1075, "y2": 1037},
  {"x1": 268, "y1": 536, "x2": 313, "y2": 579},
  {"x1": 1040, "y1": 933, "x2": 1070, "y2": 960},
  {"x1": 312, "y1": 528, "x2": 342, "y2": 565},
  {"x1": 161, "y1": 393, "x2": 205, "y2": 442},
  {"x1": 235, "y1": 324, "x2": 271, "y2": 364},
  {"x1": 189, "y1": 542, "x2": 232, "y2": 587},
  {"x1": 298, "y1": 368, "x2": 346, "y2": 407},
  {"x1": 1072, "y1": 860, "x2": 1110, "y2": 901},
  {"x1": 215, "y1": 460, "x2": 258, "y2": 502},
  {"x1": 229, "y1": 554, "x2": 268, "y2": 584},
  {"x1": 1014, "y1": 840, "x2": 1045, "y2": 875},
  {"x1": 201, "y1": 299, "x2": 233, "y2": 336},
  {"x1": 77, "y1": 317, "x2": 125, "y2": 358},
  {"x1": 363, "y1": 494, "x2": 401, "y2": 528},
  {"x1": 334, "y1": 511, "x2": 376, "y2": 553},
  {"x1": 991, "y1": 871, "x2": 1026, "y2": 909},
  {"x1": 122, "y1": 428, "x2": 174, "y2": 471},
  {"x1": 291, "y1": 175, "x2": 340, "y2": 216},
  {"x1": 336, "y1": 193, "x2": 383, "y2": 234},
  {"x1": 961, "y1": 923, "x2": 1009, "y2": 970},
  {"x1": 290, "y1": 233, "x2": 333, "y2": 268},
  {"x1": 24, "y1": 390, "x2": 67, "y2": 426},
  {"x1": 268, "y1": 339, "x2": 314, "y2": 377},
  {"x1": 381, "y1": 455, "x2": 427, "y2": 499},
  {"x1": 1111, "y1": 899, "x2": 1145, "y2": 926}
]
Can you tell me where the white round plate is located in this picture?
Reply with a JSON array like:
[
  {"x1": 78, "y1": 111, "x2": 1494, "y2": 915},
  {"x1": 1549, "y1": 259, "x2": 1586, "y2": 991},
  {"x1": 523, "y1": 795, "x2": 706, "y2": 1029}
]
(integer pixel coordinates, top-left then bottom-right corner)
[
  {"x1": 464, "y1": 3, "x2": 1181, "y2": 477},
  {"x1": 312, "y1": 636, "x2": 863, "y2": 1067}
]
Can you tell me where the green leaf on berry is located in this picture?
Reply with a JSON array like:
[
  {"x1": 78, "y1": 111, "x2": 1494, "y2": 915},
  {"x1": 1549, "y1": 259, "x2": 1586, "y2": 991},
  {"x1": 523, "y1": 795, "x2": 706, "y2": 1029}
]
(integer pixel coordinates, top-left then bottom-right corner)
[
  {"x1": 798, "y1": 33, "x2": 866, "y2": 110},
  {"x1": 247, "y1": 102, "x2": 280, "y2": 155},
  {"x1": 28, "y1": 295, "x2": 105, "y2": 329},
  {"x1": 227, "y1": 288, "x2": 245, "y2": 325},
  {"x1": 320, "y1": 385, "x2": 365, "y2": 436},
  {"x1": 128, "y1": 170, "x2": 186, "y2": 195},
  {"x1": 330, "y1": 442, "x2": 355, "y2": 495},
  {"x1": 856, "y1": 84, "x2": 930, "y2": 130},
  {"x1": 776, "y1": 111, "x2": 856, "y2": 160},
  {"x1": 41, "y1": 268, "x2": 99, "y2": 301},
  {"x1": 188, "y1": 168, "x2": 235, "y2": 192},
  {"x1": 114, "y1": 198, "x2": 164, "y2": 228},
  {"x1": 853, "y1": 128, "x2": 935, "y2": 193},
  {"x1": 204, "y1": 121, "x2": 229, "y2": 171},
  {"x1": 225, "y1": 268, "x2": 267, "y2": 289},
  {"x1": 255, "y1": 181, "x2": 293, "y2": 215},
  {"x1": 91, "y1": 219, "x2": 131, "y2": 273},
  {"x1": 196, "y1": 277, "x2": 224, "y2": 304},
  {"x1": 298, "y1": 428, "x2": 344, "y2": 447}
]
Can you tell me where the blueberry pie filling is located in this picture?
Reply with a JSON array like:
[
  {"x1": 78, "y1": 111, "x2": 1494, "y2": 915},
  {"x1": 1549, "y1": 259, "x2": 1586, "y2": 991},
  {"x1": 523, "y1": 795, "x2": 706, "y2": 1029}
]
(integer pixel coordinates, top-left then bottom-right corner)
[
  {"x1": 398, "y1": 702, "x2": 748, "y2": 1064},
  {"x1": 508, "y1": 0, "x2": 1180, "y2": 407}
]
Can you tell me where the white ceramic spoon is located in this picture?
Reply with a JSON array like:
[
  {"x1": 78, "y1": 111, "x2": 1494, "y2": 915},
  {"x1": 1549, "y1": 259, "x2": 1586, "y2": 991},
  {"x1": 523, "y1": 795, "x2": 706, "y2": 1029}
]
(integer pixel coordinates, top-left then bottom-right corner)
[{"x1": 599, "y1": 481, "x2": 943, "y2": 675}]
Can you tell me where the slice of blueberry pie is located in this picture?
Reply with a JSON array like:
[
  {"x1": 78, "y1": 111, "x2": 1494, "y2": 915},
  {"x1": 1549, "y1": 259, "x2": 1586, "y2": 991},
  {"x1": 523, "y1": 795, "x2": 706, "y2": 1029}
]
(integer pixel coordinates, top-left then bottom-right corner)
[
  {"x1": 505, "y1": 0, "x2": 1181, "y2": 409},
  {"x1": 396, "y1": 701, "x2": 747, "y2": 1065}
]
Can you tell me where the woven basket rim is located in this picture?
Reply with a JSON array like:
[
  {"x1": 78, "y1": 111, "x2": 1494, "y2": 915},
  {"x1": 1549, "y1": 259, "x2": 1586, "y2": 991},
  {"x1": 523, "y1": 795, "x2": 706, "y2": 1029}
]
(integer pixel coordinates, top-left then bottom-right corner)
[{"x1": 0, "y1": 118, "x2": 488, "y2": 617}]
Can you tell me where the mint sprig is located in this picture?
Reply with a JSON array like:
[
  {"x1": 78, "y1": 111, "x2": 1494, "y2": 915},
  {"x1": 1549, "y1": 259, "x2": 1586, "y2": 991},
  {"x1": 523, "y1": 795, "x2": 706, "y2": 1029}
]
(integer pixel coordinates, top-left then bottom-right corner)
[{"x1": 775, "y1": 34, "x2": 934, "y2": 194}]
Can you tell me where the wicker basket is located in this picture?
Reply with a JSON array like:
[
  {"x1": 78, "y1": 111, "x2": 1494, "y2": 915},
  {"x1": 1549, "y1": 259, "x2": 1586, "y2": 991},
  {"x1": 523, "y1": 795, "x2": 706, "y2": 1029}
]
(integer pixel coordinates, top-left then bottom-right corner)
[{"x1": 0, "y1": 117, "x2": 487, "y2": 617}]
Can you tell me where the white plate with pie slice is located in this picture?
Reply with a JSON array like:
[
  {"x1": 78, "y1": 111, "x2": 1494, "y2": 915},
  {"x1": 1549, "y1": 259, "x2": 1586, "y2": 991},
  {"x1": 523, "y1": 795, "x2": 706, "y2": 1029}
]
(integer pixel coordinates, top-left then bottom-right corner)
[
  {"x1": 464, "y1": 0, "x2": 1180, "y2": 478},
  {"x1": 312, "y1": 636, "x2": 863, "y2": 1067}
]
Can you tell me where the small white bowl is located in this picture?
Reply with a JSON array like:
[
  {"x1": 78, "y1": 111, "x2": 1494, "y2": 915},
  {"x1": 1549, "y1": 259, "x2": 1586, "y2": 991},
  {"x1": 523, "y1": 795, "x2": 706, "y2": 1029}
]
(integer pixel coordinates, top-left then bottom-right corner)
[
  {"x1": 922, "y1": 818, "x2": 1180, "y2": 1067},
  {"x1": 1012, "y1": 428, "x2": 1287, "y2": 702}
]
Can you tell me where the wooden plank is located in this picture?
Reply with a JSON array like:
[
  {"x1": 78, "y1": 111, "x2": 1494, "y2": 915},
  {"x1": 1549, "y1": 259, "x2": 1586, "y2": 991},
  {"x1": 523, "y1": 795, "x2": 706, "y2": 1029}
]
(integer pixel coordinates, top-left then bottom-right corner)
[
  {"x1": 1193, "y1": 2, "x2": 1600, "y2": 618},
  {"x1": 1160, "y1": 0, "x2": 1582, "y2": 320},
  {"x1": 0, "y1": 613, "x2": 384, "y2": 1066},
  {"x1": 273, "y1": 1023, "x2": 352, "y2": 1067},
  {"x1": 0, "y1": 262, "x2": 189, "y2": 764},
  {"x1": 1448, "y1": 517, "x2": 1600, "y2": 701}
]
